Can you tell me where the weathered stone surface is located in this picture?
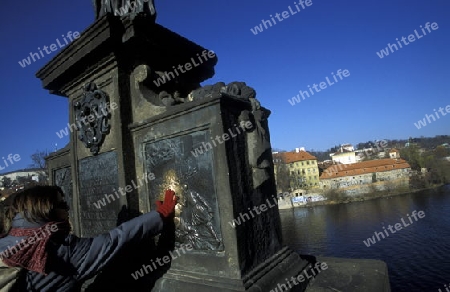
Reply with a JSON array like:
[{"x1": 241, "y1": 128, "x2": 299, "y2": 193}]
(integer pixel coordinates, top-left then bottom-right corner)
[
  {"x1": 36, "y1": 15, "x2": 217, "y2": 101},
  {"x1": 130, "y1": 94, "x2": 314, "y2": 291},
  {"x1": 78, "y1": 151, "x2": 120, "y2": 237},
  {"x1": 305, "y1": 257, "x2": 391, "y2": 292},
  {"x1": 54, "y1": 167, "x2": 73, "y2": 219},
  {"x1": 46, "y1": 145, "x2": 82, "y2": 233}
]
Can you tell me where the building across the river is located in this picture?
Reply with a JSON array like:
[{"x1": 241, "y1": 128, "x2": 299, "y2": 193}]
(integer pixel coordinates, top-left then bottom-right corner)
[{"x1": 320, "y1": 158, "x2": 411, "y2": 190}]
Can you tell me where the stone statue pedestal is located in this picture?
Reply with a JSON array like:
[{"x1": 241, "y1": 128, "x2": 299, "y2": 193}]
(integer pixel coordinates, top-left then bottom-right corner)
[
  {"x1": 131, "y1": 94, "x2": 312, "y2": 291},
  {"x1": 42, "y1": 14, "x2": 218, "y2": 237},
  {"x1": 42, "y1": 14, "x2": 313, "y2": 291}
]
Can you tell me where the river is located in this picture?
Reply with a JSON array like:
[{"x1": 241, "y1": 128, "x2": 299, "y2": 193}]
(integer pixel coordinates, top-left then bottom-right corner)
[{"x1": 279, "y1": 185, "x2": 450, "y2": 292}]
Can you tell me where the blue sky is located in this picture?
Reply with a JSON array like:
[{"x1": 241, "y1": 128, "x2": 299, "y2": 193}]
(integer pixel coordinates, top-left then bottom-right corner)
[{"x1": 0, "y1": 0, "x2": 449, "y2": 173}]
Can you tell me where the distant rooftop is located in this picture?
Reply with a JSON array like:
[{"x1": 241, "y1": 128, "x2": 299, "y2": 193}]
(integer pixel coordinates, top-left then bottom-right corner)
[
  {"x1": 320, "y1": 158, "x2": 410, "y2": 179},
  {"x1": 273, "y1": 150, "x2": 317, "y2": 163}
]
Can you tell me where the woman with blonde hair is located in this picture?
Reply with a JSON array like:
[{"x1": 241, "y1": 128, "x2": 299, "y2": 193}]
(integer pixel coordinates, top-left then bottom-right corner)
[{"x1": 0, "y1": 185, "x2": 177, "y2": 291}]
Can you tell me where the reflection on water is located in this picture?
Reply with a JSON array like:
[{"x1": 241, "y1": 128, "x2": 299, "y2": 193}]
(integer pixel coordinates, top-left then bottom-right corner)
[{"x1": 280, "y1": 186, "x2": 450, "y2": 292}]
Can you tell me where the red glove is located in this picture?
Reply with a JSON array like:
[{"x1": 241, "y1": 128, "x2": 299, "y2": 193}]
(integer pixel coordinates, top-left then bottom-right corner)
[{"x1": 156, "y1": 189, "x2": 177, "y2": 218}]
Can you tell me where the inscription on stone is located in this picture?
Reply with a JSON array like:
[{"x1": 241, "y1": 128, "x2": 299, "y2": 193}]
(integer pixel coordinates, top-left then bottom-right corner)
[
  {"x1": 54, "y1": 167, "x2": 74, "y2": 220},
  {"x1": 144, "y1": 132, "x2": 223, "y2": 251},
  {"x1": 78, "y1": 151, "x2": 119, "y2": 237}
]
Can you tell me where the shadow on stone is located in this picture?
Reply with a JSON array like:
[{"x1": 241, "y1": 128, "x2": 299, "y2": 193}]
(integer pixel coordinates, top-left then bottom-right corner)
[{"x1": 83, "y1": 206, "x2": 176, "y2": 291}]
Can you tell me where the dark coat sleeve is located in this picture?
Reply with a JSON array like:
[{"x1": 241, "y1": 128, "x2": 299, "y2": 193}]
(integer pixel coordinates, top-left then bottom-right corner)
[{"x1": 66, "y1": 210, "x2": 163, "y2": 281}]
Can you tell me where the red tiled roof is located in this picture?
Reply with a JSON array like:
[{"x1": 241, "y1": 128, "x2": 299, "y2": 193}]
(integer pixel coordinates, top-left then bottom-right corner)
[
  {"x1": 320, "y1": 158, "x2": 410, "y2": 179},
  {"x1": 273, "y1": 151, "x2": 317, "y2": 163}
]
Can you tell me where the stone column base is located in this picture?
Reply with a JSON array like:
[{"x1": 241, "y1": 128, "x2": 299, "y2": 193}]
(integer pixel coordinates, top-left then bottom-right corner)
[{"x1": 153, "y1": 247, "x2": 313, "y2": 292}]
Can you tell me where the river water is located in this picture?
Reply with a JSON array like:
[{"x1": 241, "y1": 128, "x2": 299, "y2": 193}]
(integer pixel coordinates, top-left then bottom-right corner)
[{"x1": 279, "y1": 185, "x2": 450, "y2": 292}]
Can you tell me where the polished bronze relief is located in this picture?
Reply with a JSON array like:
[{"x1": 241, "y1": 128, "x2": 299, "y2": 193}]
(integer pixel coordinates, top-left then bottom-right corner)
[{"x1": 144, "y1": 132, "x2": 223, "y2": 251}]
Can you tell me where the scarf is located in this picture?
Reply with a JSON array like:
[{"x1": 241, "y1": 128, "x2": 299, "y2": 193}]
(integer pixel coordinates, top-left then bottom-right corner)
[{"x1": 2, "y1": 221, "x2": 71, "y2": 275}]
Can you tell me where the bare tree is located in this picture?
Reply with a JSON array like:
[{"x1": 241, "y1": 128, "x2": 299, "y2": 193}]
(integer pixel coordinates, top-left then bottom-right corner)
[
  {"x1": 290, "y1": 172, "x2": 309, "y2": 191},
  {"x1": 273, "y1": 153, "x2": 291, "y2": 193},
  {"x1": 29, "y1": 150, "x2": 49, "y2": 183},
  {"x1": 30, "y1": 150, "x2": 49, "y2": 170},
  {"x1": 274, "y1": 162, "x2": 290, "y2": 193}
]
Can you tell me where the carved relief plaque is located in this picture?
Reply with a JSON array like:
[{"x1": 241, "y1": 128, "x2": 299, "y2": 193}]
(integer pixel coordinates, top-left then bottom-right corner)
[
  {"x1": 78, "y1": 151, "x2": 119, "y2": 237},
  {"x1": 144, "y1": 132, "x2": 223, "y2": 251}
]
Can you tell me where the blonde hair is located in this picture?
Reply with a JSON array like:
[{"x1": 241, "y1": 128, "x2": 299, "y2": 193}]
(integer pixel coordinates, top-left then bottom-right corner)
[{"x1": 2, "y1": 185, "x2": 64, "y2": 235}]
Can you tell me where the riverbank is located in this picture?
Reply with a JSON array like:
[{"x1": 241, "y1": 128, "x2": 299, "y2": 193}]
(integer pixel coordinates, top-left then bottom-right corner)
[{"x1": 291, "y1": 184, "x2": 445, "y2": 209}]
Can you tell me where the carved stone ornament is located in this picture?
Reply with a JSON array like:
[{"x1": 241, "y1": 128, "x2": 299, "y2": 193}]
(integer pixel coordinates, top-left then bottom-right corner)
[
  {"x1": 189, "y1": 81, "x2": 256, "y2": 102},
  {"x1": 74, "y1": 82, "x2": 111, "y2": 155},
  {"x1": 92, "y1": 0, "x2": 157, "y2": 20}
]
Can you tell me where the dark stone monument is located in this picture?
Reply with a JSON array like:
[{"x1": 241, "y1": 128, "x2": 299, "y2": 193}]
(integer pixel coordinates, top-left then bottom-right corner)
[{"x1": 42, "y1": 3, "x2": 390, "y2": 292}]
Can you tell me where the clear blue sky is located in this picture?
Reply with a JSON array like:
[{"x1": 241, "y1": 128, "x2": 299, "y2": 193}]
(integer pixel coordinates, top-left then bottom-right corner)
[{"x1": 0, "y1": 0, "x2": 449, "y2": 173}]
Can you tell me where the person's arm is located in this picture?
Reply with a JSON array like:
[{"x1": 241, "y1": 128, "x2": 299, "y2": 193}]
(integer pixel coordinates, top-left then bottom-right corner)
[
  {"x1": 69, "y1": 190, "x2": 177, "y2": 280},
  {"x1": 71, "y1": 210, "x2": 162, "y2": 280}
]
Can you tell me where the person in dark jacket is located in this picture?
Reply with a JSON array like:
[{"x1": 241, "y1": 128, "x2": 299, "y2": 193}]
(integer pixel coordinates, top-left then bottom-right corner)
[{"x1": 0, "y1": 185, "x2": 177, "y2": 291}]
